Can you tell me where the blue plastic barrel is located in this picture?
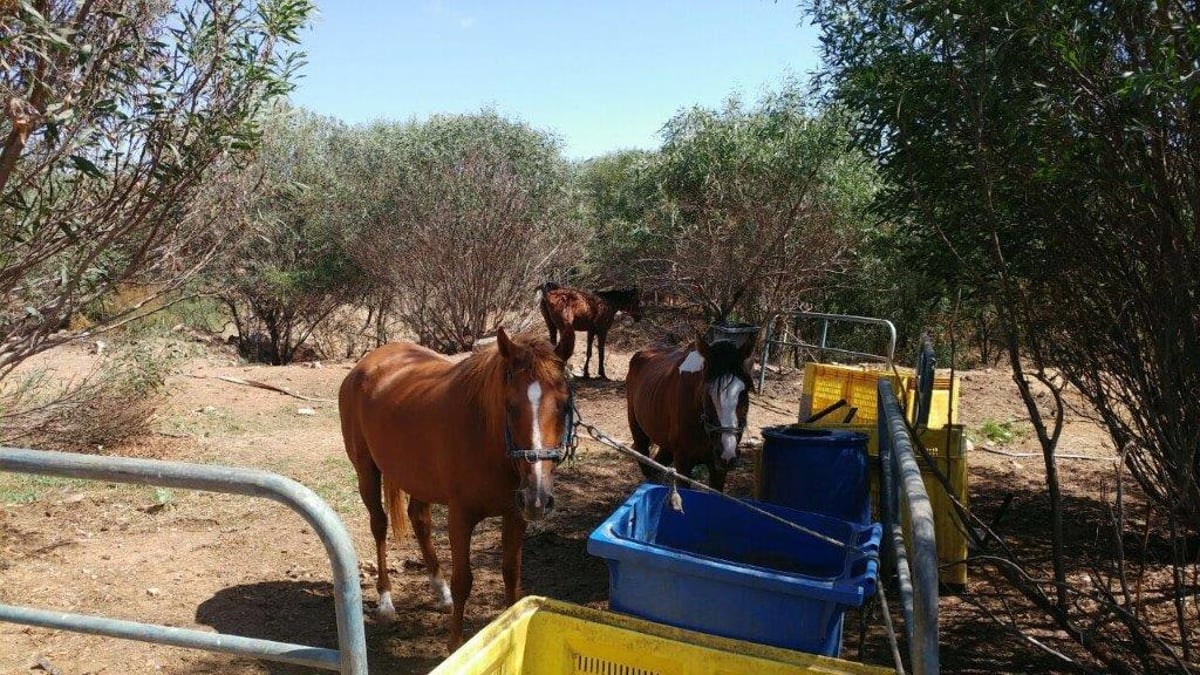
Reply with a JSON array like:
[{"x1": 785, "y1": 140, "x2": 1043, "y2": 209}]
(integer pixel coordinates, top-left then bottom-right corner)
[{"x1": 758, "y1": 426, "x2": 870, "y2": 525}]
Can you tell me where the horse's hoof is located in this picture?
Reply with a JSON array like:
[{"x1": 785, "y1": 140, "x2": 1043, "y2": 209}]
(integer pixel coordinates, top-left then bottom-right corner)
[
  {"x1": 429, "y1": 576, "x2": 453, "y2": 610},
  {"x1": 376, "y1": 591, "x2": 397, "y2": 622}
]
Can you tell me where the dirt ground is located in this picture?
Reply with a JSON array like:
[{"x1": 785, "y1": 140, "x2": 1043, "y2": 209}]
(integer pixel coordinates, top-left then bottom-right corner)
[{"x1": 0, "y1": 336, "x2": 1143, "y2": 674}]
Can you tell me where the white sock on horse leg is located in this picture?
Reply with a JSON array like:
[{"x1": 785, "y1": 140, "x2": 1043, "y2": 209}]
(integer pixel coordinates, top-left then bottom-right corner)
[
  {"x1": 429, "y1": 575, "x2": 452, "y2": 609},
  {"x1": 378, "y1": 591, "x2": 397, "y2": 620}
]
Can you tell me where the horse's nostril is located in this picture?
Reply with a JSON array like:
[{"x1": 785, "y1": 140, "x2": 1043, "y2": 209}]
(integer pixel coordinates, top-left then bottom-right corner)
[
  {"x1": 544, "y1": 495, "x2": 556, "y2": 511},
  {"x1": 515, "y1": 493, "x2": 526, "y2": 509}
]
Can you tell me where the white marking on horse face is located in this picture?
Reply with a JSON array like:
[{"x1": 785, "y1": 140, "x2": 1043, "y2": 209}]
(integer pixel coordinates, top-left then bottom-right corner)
[
  {"x1": 527, "y1": 381, "x2": 544, "y2": 450},
  {"x1": 429, "y1": 575, "x2": 452, "y2": 609},
  {"x1": 526, "y1": 381, "x2": 554, "y2": 509},
  {"x1": 679, "y1": 350, "x2": 704, "y2": 373},
  {"x1": 710, "y1": 375, "x2": 746, "y2": 462}
]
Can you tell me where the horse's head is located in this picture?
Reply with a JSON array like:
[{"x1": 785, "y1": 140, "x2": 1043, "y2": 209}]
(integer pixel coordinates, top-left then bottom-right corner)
[
  {"x1": 695, "y1": 335, "x2": 755, "y2": 470},
  {"x1": 609, "y1": 287, "x2": 643, "y2": 322},
  {"x1": 496, "y1": 328, "x2": 573, "y2": 522}
]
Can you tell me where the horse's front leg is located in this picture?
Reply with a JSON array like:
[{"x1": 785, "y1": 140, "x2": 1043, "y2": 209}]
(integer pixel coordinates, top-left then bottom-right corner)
[
  {"x1": 596, "y1": 330, "x2": 609, "y2": 380},
  {"x1": 501, "y1": 512, "x2": 528, "y2": 606},
  {"x1": 582, "y1": 331, "x2": 595, "y2": 379},
  {"x1": 708, "y1": 463, "x2": 728, "y2": 492},
  {"x1": 447, "y1": 505, "x2": 479, "y2": 652}
]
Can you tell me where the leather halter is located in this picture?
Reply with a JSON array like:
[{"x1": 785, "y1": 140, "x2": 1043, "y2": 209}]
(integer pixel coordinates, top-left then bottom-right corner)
[
  {"x1": 504, "y1": 374, "x2": 578, "y2": 464},
  {"x1": 701, "y1": 411, "x2": 746, "y2": 437}
]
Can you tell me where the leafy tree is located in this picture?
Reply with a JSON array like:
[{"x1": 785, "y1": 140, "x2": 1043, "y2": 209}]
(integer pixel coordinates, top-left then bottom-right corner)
[
  {"x1": 649, "y1": 87, "x2": 878, "y2": 324},
  {"x1": 343, "y1": 112, "x2": 580, "y2": 353},
  {"x1": 573, "y1": 149, "x2": 660, "y2": 287},
  {"x1": 0, "y1": 0, "x2": 313, "y2": 376},
  {"x1": 814, "y1": 0, "x2": 1200, "y2": 669},
  {"x1": 218, "y1": 107, "x2": 363, "y2": 364}
]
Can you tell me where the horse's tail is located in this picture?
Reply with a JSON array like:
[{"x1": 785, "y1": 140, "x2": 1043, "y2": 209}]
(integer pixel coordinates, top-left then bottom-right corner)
[{"x1": 381, "y1": 474, "x2": 410, "y2": 544}]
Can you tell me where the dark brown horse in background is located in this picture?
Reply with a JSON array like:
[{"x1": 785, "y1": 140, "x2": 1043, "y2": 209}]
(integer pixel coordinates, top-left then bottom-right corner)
[
  {"x1": 538, "y1": 282, "x2": 642, "y2": 379},
  {"x1": 625, "y1": 334, "x2": 755, "y2": 492},
  {"x1": 339, "y1": 329, "x2": 574, "y2": 650}
]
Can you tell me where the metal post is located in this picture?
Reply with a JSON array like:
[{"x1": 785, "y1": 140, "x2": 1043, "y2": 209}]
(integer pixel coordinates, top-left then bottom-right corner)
[
  {"x1": 818, "y1": 318, "x2": 830, "y2": 362},
  {"x1": 877, "y1": 382, "x2": 940, "y2": 675},
  {"x1": 758, "y1": 316, "x2": 775, "y2": 392},
  {"x1": 0, "y1": 447, "x2": 368, "y2": 675}
]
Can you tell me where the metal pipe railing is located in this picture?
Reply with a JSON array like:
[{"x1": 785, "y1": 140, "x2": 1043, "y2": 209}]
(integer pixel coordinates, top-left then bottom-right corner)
[
  {"x1": 757, "y1": 311, "x2": 898, "y2": 392},
  {"x1": 0, "y1": 447, "x2": 368, "y2": 675},
  {"x1": 877, "y1": 381, "x2": 940, "y2": 674}
]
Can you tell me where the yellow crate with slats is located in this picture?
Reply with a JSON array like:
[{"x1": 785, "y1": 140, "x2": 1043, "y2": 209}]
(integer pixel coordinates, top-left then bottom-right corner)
[
  {"x1": 754, "y1": 422, "x2": 969, "y2": 588},
  {"x1": 432, "y1": 596, "x2": 894, "y2": 674},
  {"x1": 800, "y1": 363, "x2": 959, "y2": 427}
]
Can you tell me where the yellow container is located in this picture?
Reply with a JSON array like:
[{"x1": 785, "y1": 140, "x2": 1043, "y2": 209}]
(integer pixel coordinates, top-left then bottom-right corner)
[
  {"x1": 800, "y1": 363, "x2": 959, "y2": 428},
  {"x1": 755, "y1": 422, "x2": 969, "y2": 588},
  {"x1": 432, "y1": 596, "x2": 894, "y2": 675},
  {"x1": 800, "y1": 363, "x2": 909, "y2": 425}
]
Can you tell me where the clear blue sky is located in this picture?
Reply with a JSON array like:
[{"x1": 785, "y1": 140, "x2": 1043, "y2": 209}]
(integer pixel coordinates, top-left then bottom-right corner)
[{"x1": 289, "y1": 1, "x2": 821, "y2": 160}]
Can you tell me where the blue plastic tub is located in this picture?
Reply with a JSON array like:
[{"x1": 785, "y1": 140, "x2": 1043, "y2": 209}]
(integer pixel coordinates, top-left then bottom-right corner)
[
  {"x1": 759, "y1": 426, "x2": 871, "y2": 525},
  {"x1": 587, "y1": 484, "x2": 881, "y2": 656}
]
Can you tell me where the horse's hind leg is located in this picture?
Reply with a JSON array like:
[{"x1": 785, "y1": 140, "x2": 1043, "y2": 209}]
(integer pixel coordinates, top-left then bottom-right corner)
[
  {"x1": 352, "y1": 460, "x2": 396, "y2": 621},
  {"x1": 629, "y1": 413, "x2": 660, "y2": 482},
  {"x1": 408, "y1": 498, "x2": 452, "y2": 609},
  {"x1": 501, "y1": 512, "x2": 528, "y2": 606}
]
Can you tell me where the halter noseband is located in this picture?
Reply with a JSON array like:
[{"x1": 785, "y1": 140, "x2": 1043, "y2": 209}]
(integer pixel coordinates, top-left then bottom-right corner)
[
  {"x1": 504, "y1": 374, "x2": 578, "y2": 464},
  {"x1": 701, "y1": 411, "x2": 746, "y2": 437}
]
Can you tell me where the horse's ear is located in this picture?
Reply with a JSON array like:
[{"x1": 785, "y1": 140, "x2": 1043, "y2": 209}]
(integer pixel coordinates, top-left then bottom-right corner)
[
  {"x1": 739, "y1": 336, "x2": 758, "y2": 390},
  {"x1": 738, "y1": 334, "x2": 757, "y2": 362},
  {"x1": 496, "y1": 328, "x2": 515, "y2": 360}
]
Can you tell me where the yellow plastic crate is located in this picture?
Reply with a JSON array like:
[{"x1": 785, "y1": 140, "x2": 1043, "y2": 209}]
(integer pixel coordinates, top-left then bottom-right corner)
[
  {"x1": 800, "y1": 363, "x2": 959, "y2": 428},
  {"x1": 800, "y1": 363, "x2": 909, "y2": 425},
  {"x1": 432, "y1": 596, "x2": 894, "y2": 675},
  {"x1": 755, "y1": 423, "x2": 969, "y2": 588}
]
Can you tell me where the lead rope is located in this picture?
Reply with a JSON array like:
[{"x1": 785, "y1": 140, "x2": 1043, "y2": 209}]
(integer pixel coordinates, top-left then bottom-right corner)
[{"x1": 573, "y1": 416, "x2": 854, "y2": 551}]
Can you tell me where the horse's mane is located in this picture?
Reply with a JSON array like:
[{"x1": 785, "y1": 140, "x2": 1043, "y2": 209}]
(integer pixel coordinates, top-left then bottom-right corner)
[{"x1": 450, "y1": 333, "x2": 565, "y2": 440}]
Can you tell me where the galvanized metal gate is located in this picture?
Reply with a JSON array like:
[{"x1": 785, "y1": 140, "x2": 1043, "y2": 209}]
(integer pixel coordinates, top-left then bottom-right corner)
[
  {"x1": 0, "y1": 446, "x2": 368, "y2": 674},
  {"x1": 877, "y1": 380, "x2": 941, "y2": 674},
  {"x1": 757, "y1": 311, "x2": 898, "y2": 392}
]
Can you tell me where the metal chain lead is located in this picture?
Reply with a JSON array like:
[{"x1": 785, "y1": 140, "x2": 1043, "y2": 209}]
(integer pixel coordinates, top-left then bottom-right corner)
[{"x1": 573, "y1": 417, "x2": 852, "y2": 550}]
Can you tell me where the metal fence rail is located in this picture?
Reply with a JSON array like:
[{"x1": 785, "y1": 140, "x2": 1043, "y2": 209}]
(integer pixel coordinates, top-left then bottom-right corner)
[
  {"x1": 0, "y1": 446, "x2": 368, "y2": 675},
  {"x1": 877, "y1": 381, "x2": 940, "y2": 675},
  {"x1": 757, "y1": 311, "x2": 898, "y2": 391}
]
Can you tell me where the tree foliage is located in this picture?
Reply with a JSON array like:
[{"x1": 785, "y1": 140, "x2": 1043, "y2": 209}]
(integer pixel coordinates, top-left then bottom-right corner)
[
  {"x1": 0, "y1": 0, "x2": 313, "y2": 375},
  {"x1": 658, "y1": 88, "x2": 875, "y2": 324},
  {"x1": 343, "y1": 112, "x2": 579, "y2": 353},
  {"x1": 814, "y1": 0, "x2": 1200, "y2": 669},
  {"x1": 219, "y1": 106, "x2": 362, "y2": 364}
]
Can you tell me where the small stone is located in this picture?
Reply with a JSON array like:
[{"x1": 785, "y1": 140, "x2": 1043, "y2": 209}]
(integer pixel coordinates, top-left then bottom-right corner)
[
  {"x1": 146, "y1": 587, "x2": 160, "y2": 597},
  {"x1": 296, "y1": 407, "x2": 316, "y2": 416}
]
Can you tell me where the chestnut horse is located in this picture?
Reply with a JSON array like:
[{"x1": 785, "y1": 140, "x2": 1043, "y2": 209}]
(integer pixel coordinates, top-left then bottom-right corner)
[
  {"x1": 339, "y1": 329, "x2": 574, "y2": 650},
  {"x1": 626, "y1": 335, "x2": 755, "y2": 492},
  {"x1": 538, "y1": 282, "x2": 642, "y2": 380}
]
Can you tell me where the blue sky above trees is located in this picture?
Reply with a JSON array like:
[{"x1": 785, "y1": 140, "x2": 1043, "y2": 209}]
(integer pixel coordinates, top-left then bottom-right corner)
[{"x1": 290, "y1": 1, "x2": 820, "y2": 159}]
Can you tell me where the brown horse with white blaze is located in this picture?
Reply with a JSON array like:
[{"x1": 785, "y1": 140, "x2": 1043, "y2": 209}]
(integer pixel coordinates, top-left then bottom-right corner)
[
  {"x1": 625, "y1": 335, "x2": 755, "y2": 492},
  {"x1": 538, "y1": 282, "x2": 642, "y2": 380},
  {"x1": 339, "y1": 329, "x2": 574, "y2": 650}
]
